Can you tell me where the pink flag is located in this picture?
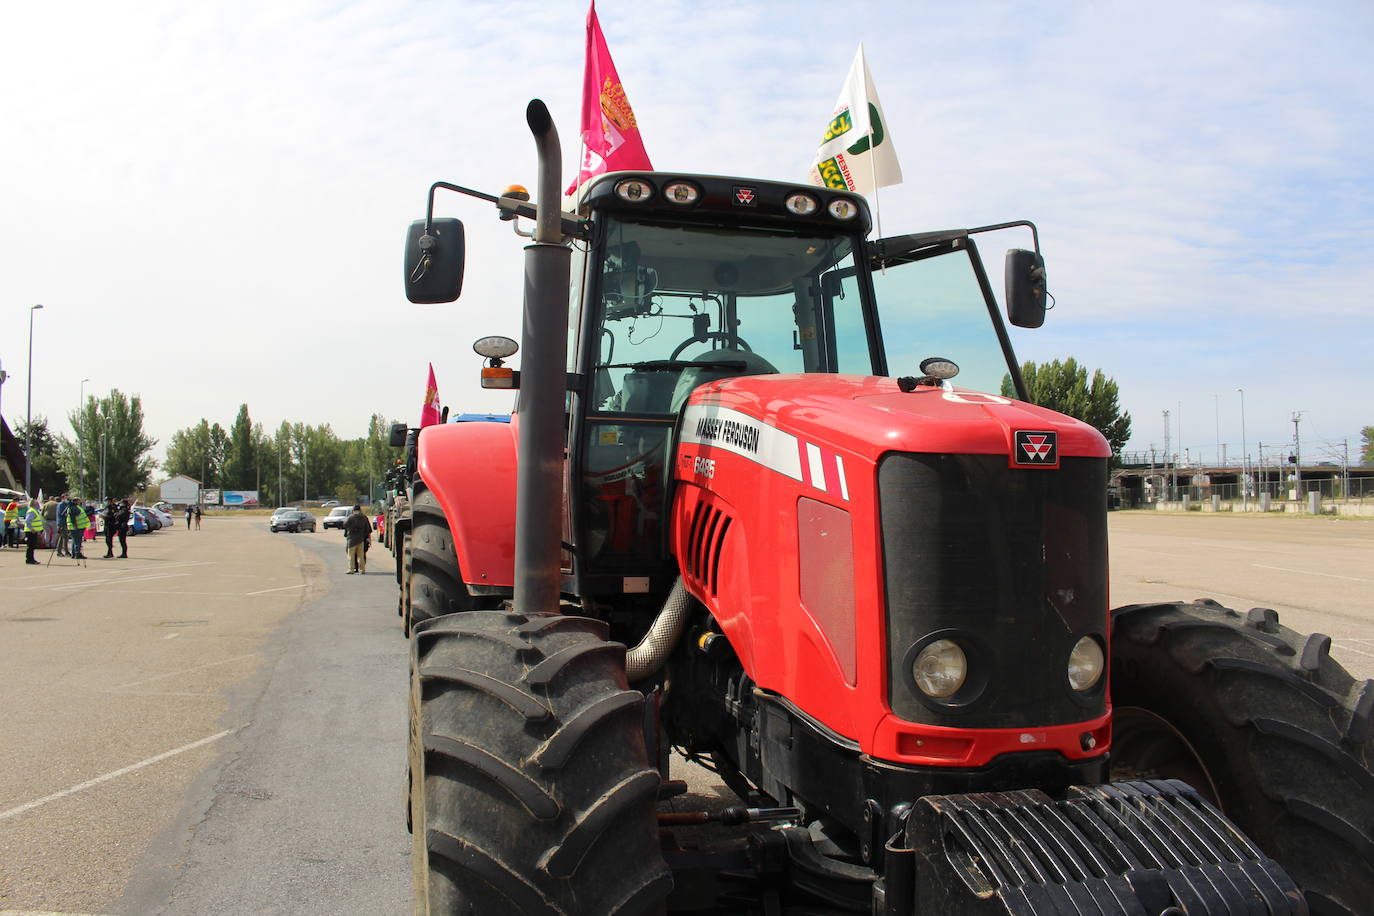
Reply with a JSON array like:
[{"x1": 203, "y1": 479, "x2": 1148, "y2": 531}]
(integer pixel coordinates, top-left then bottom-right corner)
[
  {"x1": 420, "y1": 363, "x2": 442, "y2": 428},
  {"x1": 566, "y1": 1, "x2": 653, "y2": 194}
]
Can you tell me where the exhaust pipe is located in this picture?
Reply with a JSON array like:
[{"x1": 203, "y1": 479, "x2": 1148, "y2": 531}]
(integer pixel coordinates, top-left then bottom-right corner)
[{"x1": 626, "y1": 578, "x2": 693, "y2": 681}]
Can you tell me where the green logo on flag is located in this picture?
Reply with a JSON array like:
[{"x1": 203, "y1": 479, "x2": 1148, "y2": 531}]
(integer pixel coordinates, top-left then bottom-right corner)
[
  {"x1": 846, "y1": 103, "x2": 886, "y2": 155},
  {"x1": 821, "y1": 109, "x2": 854, "y2": 144}
]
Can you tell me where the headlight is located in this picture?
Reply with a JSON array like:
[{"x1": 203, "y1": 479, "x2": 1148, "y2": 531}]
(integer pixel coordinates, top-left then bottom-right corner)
[
  {"x1": 828, "y1": 198, "x2": 859, "y2": 220},
  {"x1": 785, "y1": 193, "x2": 818, "y2": 215},
  {"x1": 663, "y1": 181, "x2": 700, "y2": 204},
  {"x1": 1067, "y1": 636, "x2": 1105, "y2": 691},
  {"x1": 913, "y1": 638, "x2": 967, "y2": 698},
  {"x1": 614, "y1": 178, "x2": 654, "y2": 202}
]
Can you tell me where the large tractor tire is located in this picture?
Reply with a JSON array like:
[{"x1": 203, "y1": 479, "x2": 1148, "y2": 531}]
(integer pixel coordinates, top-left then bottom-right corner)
[
  {"x1": 409, "y1": 610, "x2": 672, "y2": 914},
  {"x1": 408, "y1": 488, "x2": 482, "y2": 631},
  {"x1": 1111, "y1": 600, "x2": 1374, "y2": 915},
  {"x1": 398, "y1": 528, "x2": 412, "y2": 628}
]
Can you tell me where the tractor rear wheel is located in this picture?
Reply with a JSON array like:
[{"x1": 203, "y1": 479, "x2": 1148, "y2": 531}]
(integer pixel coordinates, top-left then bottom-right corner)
[
  {"x1": 409, "y1": 610, "x2": 671, "y2": 914},
  {"x1": 1111, "y1": 600, "x2": 1374, "y2": 915},
  {"x1": 398, "y1": 528, "x2": 411, "y2": 625},
  {"x1": 409, "y1": 488, "x2": 482, "y2": 630}
]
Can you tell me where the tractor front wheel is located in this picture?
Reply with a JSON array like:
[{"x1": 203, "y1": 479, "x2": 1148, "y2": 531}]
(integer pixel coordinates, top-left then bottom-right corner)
[
  {"x1": 409, "y1": 488, "x2": 482, "y2": 631},
  {"x1": 409, "y1": 610, "x2": 671, "y2": 914},
  {"x1": 1111, "y1": 600, "x2": 1374, "y2": 915}
]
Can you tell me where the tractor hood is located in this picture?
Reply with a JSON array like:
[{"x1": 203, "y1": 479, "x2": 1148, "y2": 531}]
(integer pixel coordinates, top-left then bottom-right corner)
[{"x1": 683, "y1": 373, "x2": 1110, "y2": 464}]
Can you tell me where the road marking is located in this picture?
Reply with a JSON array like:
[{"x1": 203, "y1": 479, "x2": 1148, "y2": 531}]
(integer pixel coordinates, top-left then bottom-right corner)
[
  {"x1": 1250, "y1": 564, "x2": 1370, "y2": 583},
  {"x1": 0, "y1": 911, "x2": 118, "y2": 915},
  {"x1": 162, "y1": 632, "x2": 180, "y2": 640},
  {"x1": 245, "y1": 583, "x2": 307, "y2": 596},
  {"x1": 0, "y1": 729, "x2": 235, "y2": 823},
  {"x1": 107, "y1": 653, "x2": 257, "y2": 691},
  {"x1": 1336, "y1": 643, "x2": 1374, "y2": 661},
  {"x1": 46, "y1": 573, "x2": 191, "y2": 591}
]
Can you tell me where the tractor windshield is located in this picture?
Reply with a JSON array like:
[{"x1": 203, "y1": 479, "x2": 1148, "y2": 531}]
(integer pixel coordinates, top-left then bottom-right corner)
[{"x1": 587, "y1": 215, "x2": 869, "y2": 415}]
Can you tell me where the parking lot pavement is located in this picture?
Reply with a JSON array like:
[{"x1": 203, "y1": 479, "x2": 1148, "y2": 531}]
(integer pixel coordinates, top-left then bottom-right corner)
[
  {"x1": 1107, "y1": 512, "x2": 1374, "y2": 680},
  {"x1": 0, "y1": 518, "x2": 330, "y2": 915}
]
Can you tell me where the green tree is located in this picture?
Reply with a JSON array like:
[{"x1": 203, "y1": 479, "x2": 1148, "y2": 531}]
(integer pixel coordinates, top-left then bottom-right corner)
[
  {"x1": 1001, "y1": 358, "x2": 1132, "y2": 461},
  {"x1": 1361, "y1": 426, "x2": 1374, "y2": 465},
  {"x1": 14, "y1": 416, "x2": 68, "y2": 496},
  {"x1": 59, "y1": 391, "x2": 157, "y2": 499},
  {"x1": 223, "y1": 405, "x2": 257, "y2": 491},
  {"x1": 163, "y1": 420, "x2": 211, "y2": 484}
]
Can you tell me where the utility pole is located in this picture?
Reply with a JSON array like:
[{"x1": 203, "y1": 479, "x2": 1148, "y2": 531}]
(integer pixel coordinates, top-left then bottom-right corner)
[
  {"x1": 1237, "y1": 388, "x2": 1248, "y2": 508},
  {"x1": 1292, "y1": 412, "x2": 1303, "y2": 499},
  {"x1": 1163, "y1": 410, "x2": 1173, "y2": 499},
  {"x1": 78, "y1": 378, "x2": 90, "y2": 499},
  {"x1": 24, "y1": 304, "x2": 44, "y2": 494},
  {"x1": 1214, "y1": 393, "x2": 1220, "y2": 467}
]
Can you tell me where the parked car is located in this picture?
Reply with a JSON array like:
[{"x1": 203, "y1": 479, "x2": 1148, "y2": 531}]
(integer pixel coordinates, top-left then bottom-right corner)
[
  {"x1": 321, "y1": 500, "x2": 341, "y2": 508},
  {"x1": 144, "y1": 506, "x2": 174, "y2": 529},
  {"x1": 322, "y1": 506, "x2": 351, "y2": 529},
  {"x1": 269, "y1": 507, "x2": 297, "y2": 529},
  {"x1": 128, "y1": 509, "x2": 150, "y2": 535},
  {"x1": 271, "y1": 509, "x2": 316, "y2": 533}
]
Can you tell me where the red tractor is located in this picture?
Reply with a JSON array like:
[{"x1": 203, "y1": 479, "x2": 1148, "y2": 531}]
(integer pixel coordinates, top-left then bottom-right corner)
[{"x1": 400, "y1": 101, "x2": 1373, "y2": 914}]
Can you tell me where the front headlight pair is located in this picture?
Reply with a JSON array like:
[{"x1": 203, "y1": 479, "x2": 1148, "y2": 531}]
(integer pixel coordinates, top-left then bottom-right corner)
[{"x1": 911, "y1": 635, "x2": 1103, "y2": 700}]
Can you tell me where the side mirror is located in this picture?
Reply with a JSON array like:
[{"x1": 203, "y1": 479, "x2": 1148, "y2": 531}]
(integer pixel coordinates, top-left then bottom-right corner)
[
  {"x1": 1004, "y1": 249, "x2": 1047, "y2": 328},
  {"x1": 404, "y1": 218, "x2": 465, "y2": 304},
  {"x1": 388, "y1": 422, "x2": 408, "y2": 448}
]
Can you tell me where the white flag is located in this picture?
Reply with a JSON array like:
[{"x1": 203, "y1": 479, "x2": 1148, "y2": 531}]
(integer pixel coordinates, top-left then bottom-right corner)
[{"x1": 808, "y1": 45, "x2": 902, "y2": 195}]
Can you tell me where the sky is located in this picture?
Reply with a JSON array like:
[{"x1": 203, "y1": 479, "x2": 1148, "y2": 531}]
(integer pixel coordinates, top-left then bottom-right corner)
[{"x1": 2, "y1": 0, "x2": 1371, "y2": 472}]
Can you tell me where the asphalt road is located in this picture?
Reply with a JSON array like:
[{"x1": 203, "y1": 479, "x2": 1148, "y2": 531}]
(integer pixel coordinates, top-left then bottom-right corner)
[{"x1": 0, "y1": 511, "x2": 1369, "y2": 915}]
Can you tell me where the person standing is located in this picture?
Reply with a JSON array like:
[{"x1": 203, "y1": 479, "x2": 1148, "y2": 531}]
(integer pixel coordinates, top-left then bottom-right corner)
[
  {"x1": 194, "y1": 504, "x2": 202, "y2": 530},
  {"x1": 54, "y1": 493, "x2": 70, "y2": 557},
  {"x1": 3, "y1": 498, "x2": 19, "y2": 547},
  {"x1": 65, "y1": 498, "x2": 91, "y2": 559},
  {"x1": 343, "y1": 504, "x2": 371, "y2": 574},
  {"x1": 185, "y1": 504, "x2": 194, "y2": 529},
  {"x1": 103, "y1": 497, "x2": 130, "y2": 558},
  {"x1": 23, "y1": 498, "x2": 44, "y2": 565}
]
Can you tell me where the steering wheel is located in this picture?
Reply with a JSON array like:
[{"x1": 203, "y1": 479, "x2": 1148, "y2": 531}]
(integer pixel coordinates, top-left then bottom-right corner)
[{"x1": 670, "y1": 332, "x2": 753, "y2": 360}]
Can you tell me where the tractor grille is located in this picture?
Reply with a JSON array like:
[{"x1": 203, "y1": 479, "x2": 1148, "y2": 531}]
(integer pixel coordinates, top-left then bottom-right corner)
[
  {"x1": 685, "y1": 501, "x2": 732, "y2": 597},
  {"x1": 879, "y1": 453, "x2": 1107, "y2": 728}
]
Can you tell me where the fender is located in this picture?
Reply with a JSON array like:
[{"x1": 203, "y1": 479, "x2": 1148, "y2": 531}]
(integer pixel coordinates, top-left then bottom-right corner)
[{"x1": 415, "y1": 420, "x2": 518, "y2": 591}]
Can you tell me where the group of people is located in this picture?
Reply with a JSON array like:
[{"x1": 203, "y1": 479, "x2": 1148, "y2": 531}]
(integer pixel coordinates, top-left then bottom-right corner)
[{"x1": 2, "y1": 493, "x2": 133, "y2": 564}]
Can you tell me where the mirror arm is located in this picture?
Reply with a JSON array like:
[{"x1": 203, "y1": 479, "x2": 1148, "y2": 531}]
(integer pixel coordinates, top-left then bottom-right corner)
[
  {"x1": 425, "y1": 181, "x2": 589, "y2": 240},
  {"x1": 966, "y1": 219, "x2": 1041, "y2": 256}
]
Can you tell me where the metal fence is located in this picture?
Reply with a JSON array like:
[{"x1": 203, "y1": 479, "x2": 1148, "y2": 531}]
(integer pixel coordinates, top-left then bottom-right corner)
[{"x1": 1117, "y1": 473, "x2": 1374, "y2": 509}]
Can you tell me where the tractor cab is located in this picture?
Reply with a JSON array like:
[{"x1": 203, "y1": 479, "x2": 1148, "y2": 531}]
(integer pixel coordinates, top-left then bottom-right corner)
[{"x1": 565, "y1": 172, "x2": 1046, "y2": 594}]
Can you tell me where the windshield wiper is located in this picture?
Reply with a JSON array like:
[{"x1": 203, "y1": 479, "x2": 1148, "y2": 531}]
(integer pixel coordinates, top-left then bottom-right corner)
[{"x1": 599, "y1": 359, "x2": 747, "y2": 372}]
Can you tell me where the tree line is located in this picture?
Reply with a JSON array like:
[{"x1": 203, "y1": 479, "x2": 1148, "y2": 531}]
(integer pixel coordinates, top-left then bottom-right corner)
[
  {"x1": 161, "y1": 406, "x2": 403, "y2": 506},
  {"x1": 13, "y1": 392, "x2": 403, "y2": 507}
]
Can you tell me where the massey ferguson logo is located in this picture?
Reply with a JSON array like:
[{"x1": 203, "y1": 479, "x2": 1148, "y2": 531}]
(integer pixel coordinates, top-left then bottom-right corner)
[
  {"x1": 1015, "y1": 430, "x2": 1058, "y2": 467},
  {"x1": 734, "y1": 186, "x2": 757, "y2": 206}
]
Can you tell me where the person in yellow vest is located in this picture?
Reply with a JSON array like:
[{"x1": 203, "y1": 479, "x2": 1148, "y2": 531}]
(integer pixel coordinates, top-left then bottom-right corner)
[
  {"x1": 3, "y1": 499, "x2": 19, "y2": 548},
  {"x1": 65, "y1": 499, "x2": 91, "y2": 559},
  {"x1": 23, "y1": 498, "x2": 45, "y2": 565}
]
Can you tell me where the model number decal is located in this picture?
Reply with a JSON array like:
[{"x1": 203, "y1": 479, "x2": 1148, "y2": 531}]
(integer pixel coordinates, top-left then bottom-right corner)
[{"x1": 693, "y1": 457, "x2": 716, "y2": 479}]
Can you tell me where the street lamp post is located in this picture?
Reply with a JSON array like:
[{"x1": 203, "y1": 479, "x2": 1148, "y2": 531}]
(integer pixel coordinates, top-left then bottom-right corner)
[
  {"x1": 1237, "y1": 388, "x2": 1248, "y2": 509},
  {"x1": 78, "y1": 378, "x2": 90, "y2": 499},
  {"x1": 24, "y1": 304, "x2": 44, "y2": 494}
]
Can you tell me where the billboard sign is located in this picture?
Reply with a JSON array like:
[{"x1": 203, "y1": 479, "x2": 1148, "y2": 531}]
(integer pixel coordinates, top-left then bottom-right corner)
[
  {"x1": 200, "y1": 489, "x2": 221, "y2": 505},
  {"x1": 222, "y1": 490, "x2": 259, "y2": 507}
]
